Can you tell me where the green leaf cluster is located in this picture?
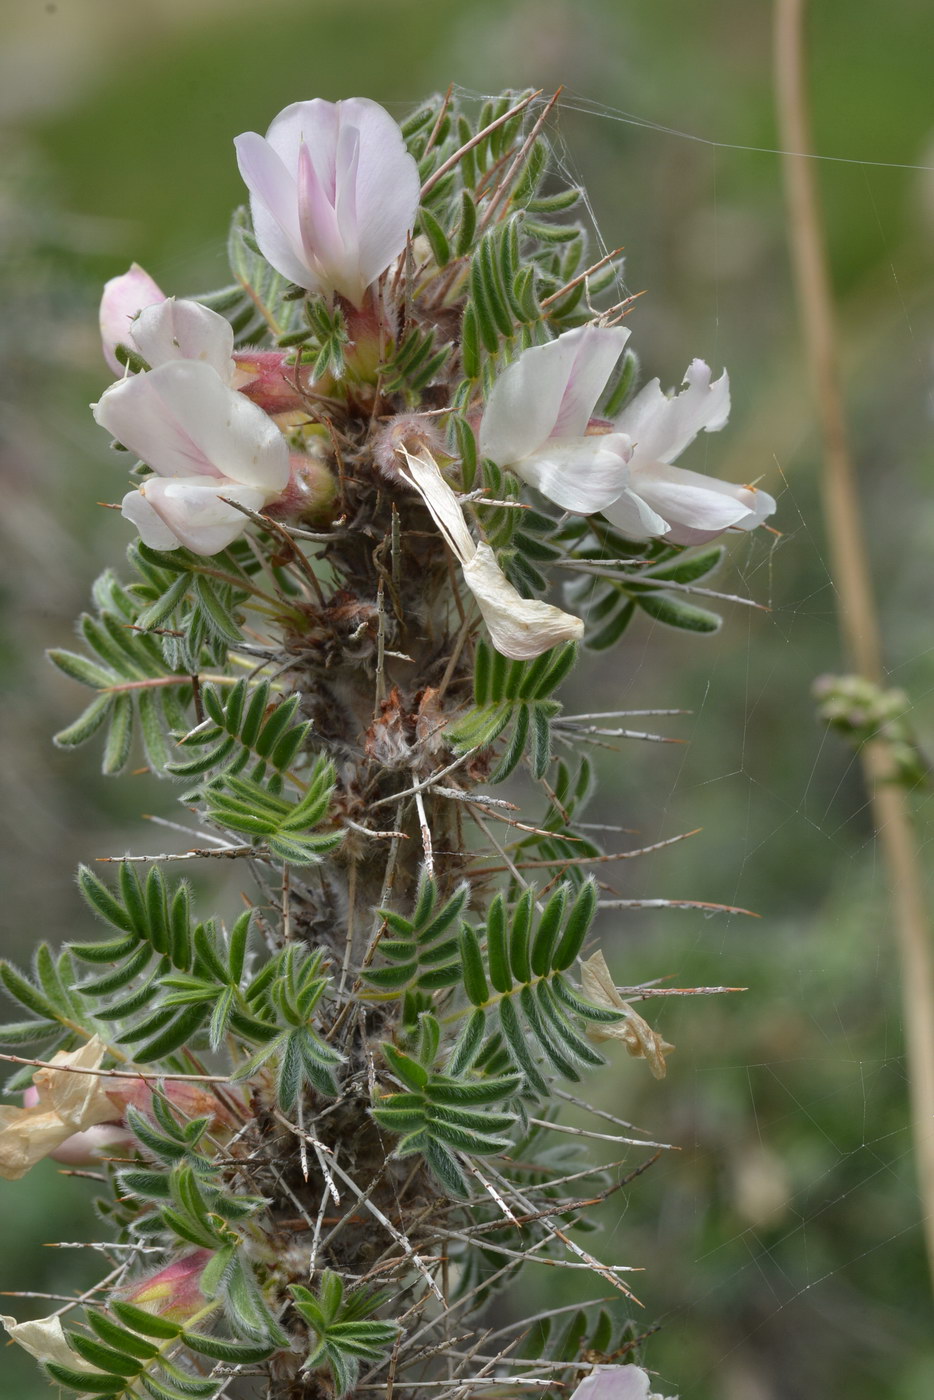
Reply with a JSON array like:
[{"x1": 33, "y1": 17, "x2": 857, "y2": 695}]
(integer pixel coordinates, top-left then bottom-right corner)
[
  {"x1": 166, "y1": 677, "x2": 312, "y2": 788},
  {"x1": 372, "y1": 1035, "x2": 522, "y2": 1194},
  {"x1": 562, "y1": 520, "x2": 725, "y2": 649},
  {"x1": 232, "y1": 944, "x2": 343, "y2": 1107},
  {"x1": 47, "y1": 542, "x2": 268, "y2": 774},
  {"x1": 447, "y1": 639, "x2": 577, "y2": 780},
  {"x1": 290, "y1": 1271, "x2": 399, "y2": 1398},
  {"x1": 48, "y1": 567, "x2": 194, "y2": 774},
  {"x1": 362, "y1": 873, "x2": 471, "y2": 994},
  {"x1": 202, "y1": 756, "x2": 343, "y2": 864},
  {"x1": 453, "y1": 881, "x2": 623, "y2": 1094},
  {"x1": 44, "y1": 1279, "x2": 279, "y2": 1398}
]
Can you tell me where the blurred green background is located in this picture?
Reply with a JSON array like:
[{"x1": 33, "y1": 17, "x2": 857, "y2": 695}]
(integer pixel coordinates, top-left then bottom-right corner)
[{"x1": 2, "y1": 1, "x2": 933, "y2": 1396}]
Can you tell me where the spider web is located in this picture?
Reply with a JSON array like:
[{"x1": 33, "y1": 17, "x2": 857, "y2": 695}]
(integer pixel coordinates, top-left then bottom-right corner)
[{"x1": 440, "y1": 84, "x2": 934, "y2": 1400}]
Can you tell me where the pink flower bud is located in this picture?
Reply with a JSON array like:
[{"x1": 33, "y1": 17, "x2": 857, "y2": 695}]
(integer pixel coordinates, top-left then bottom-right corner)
[
  {"x1": 99, "y1": 264, "x2": 166, "y2": 375},
  {"x1": 105, "y1": 1075, "x2": 233, "y2": 1126},
  {"x1": 233, "y1": 349, "x2": 317, "y2": 413},
  {"x1": 122, "y1": 1250, "x2": 213, "y2": 1324},
  {"x1": 266, "y1": 451, "x2": 337, "y2": 528}
]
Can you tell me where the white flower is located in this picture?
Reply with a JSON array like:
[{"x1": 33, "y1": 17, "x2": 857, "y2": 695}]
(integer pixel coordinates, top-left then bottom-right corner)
[
  {"x1": 234, "y1": 97, "x2": 421, "y2": 307},
  {"x1": 570, "y1": 1365, "x2": 678, "y2": 1400},
  {"x1": 605, "y1": 359, "x2": 776, "y2": 544},
  {"x1": 579, "y1": 950, "x2": 674, "y2": 1079},
  {"x1": 0, "y1": 1036, "x2": 121, "y2": 1181},
  {"x1": 126, "y1": 298, "x2": 236, "y2": 381},
  {"x1": 399, "y1": 447, "x2": 584, "y2": 660},
  {"x1": 93, "y1": 359, "x2": 290, "y2": 555},
  {"x1": 0, "y1": 1311, "x2": 97, "y2": 1372},
  {"x1": 99, "y1": 263, "x2": 166, "y2": 375},
  {"x1": 479, "y1": 326, "x2": 633, "y2": 513}
]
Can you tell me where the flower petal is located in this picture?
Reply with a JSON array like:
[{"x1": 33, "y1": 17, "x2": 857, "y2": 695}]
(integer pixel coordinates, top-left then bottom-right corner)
[
  {"x1": 571, "y1": 1365, "x2": 677, "y2": 1400},
  {"x1": 335, "y1": 97, "x2": 421, "y2": 296},
  {"x1": 33, "y1": 1036, "x2": 120, "y2": 1132},
  {"x1": 580, "y1": 952, "x2": 674, "y2": 1079},
  {"x1": 616, "y1": 359, "x2": 730, "y2": 467},
  {"x1": 99, "y1": 263, "x2": 165, "y2": 375},
  {"x1": 234, "y1": 130, "x2": 315, "y2": 290},
  {"x1": 602, "y1": 486, "x2": 671, "y2": 540},
  {"x1": 133, "y1": 477, "x2": 268, "y2": 556},
  {"x1": 0, "y1": 1037, "x2": 120, "y2": 1180},
  {"x1": 93, "y1": 361, "x2": 290, "y2": 492},
  {"x1": 130, "y1": 299, "x2": 235, "y2": 379},
  {"x1": 570, "y1": 1368, "x2": 651, "y2": 1400},
  {"x1": 511, "y1": 432, "x2": 631, "y2": 514},
  {"x1": 480, "y1": 326, "x2": 629, "y2": 467},
  {"x1": 463, "y1": 543, "x2": 584, "y2": 659},
  {"x1": 121, "y1": 487, "x2": 183, "y2": 551},
  {"x1": 397, "y1": 446, "x2": 475, "y2": 563},
  {"x1": 627, "y1": 464, "x2": 776, "y2": 545}
]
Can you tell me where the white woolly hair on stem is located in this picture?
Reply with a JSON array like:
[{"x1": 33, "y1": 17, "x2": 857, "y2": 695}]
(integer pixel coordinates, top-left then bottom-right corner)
[{"x1": 775, "y1": 0, "x2": 934, "y2": 1291}]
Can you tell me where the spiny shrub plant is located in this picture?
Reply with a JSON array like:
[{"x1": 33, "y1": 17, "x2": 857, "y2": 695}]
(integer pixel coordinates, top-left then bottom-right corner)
[{"x1": 0, "y1": 90, "x2": 775, "y2": 1399}]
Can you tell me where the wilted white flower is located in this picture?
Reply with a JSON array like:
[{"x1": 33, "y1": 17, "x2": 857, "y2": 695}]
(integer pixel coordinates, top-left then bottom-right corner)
[
  {"x1": 234, "y1": 97, "x2": 421, "y2": 307},
  {"x1": 93, "y1": 360, "x2": 290, "y2": 556},
  {"x1": 479, "y1": 325, "x2": 632, "y2": 513},
  {"x1": 399, "y1": 447, "x2": 584, "y2": 659},
  {"x1": 580, "y1": 950, "x2": 674, "y2": 1079},
  {"x1": 606, "y1": 359, "x2": 776, "y2": 544},
  {"x1": 0, "y1": 1311, "x2": 97, "y2": 1372},
  {"x1": 0, "y1": 1036, "x2": 121, "y2": 1180},
  {"x1": 570, "y1": 1364, "x2": 678, "y2": 1400}
]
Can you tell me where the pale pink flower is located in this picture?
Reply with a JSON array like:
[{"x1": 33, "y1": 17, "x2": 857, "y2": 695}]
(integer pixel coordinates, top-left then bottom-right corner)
[
  {"x1": 399, "y1": 447, "x2": 584, "y2": 659},
  {"x1": 99, "y1": 263, "x2": 166, "y2": 374},
  {"x1": 571, "y1": 1366, "x2": 678, "y2": 1400},
  {"x1": 99, "y1": 269, "x2": 313, "y2": 411},
  {"x1": 606, "y1": 359, "x2": 776, "y2": 544},
  {"x1": 234, "y1": 97, "x2": 421, "y2": 307},
  {"x1": 478, "y1": 326, "x2": 633, "y2": 513},
  {"x1": 93, "y1": 360, "x2": 290, "y2": 555}
]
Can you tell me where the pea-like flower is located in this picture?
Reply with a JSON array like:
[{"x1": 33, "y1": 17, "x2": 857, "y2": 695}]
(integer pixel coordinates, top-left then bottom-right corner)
[
  {"x1": 99, "y1": 263, "x2": 166, "y2": 375},
  {"x1": 570, "y1": 1365, "x2": 678, "y2": 1400},
  {"x1": 121, "y1": 1249, "x2": 214, "y2": 1324},
  {"x1": 100, "y1": 268, "x2": 234, "y2": 379},
  {"x1": 234, "y1": 97, "x2": 421, "y2": 307},
  {"x1": 605, "y1": 359, "x2": 776, "y2": 544},
  {"x1": 93, "y1": 358, "x2": 290, "y2": 556},
  {"x1": 481, "y1": 331, "x2": 776, "y2": 544},
  {"x1": 479, "y1": 325, "x2": 633, "y2": 514}
]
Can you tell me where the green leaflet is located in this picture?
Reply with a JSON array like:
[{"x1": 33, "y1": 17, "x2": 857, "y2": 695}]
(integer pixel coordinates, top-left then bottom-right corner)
[{"x1": 447, "y1": 639, "x2": 577, "y2": 781}]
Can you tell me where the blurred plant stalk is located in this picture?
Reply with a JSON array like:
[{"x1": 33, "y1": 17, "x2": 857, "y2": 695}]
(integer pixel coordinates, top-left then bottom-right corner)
[{"x1": 775, "y1": 0, "x2": 934, "y2": 1292}]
